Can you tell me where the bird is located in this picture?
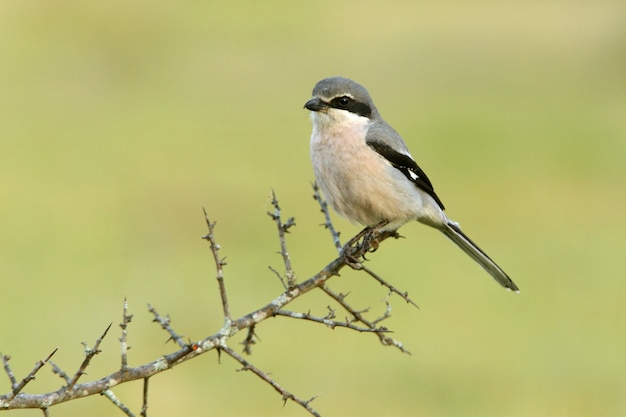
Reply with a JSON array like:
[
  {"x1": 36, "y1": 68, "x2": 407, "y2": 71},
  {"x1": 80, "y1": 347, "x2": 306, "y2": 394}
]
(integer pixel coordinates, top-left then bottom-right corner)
[{"x1": 304, "y1": 76, "x2": 519, "y2": 292}]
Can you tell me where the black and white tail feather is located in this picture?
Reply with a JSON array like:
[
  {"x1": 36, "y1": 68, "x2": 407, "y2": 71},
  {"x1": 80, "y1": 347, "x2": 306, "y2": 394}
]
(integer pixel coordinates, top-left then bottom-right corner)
[{"x1": 441, "y1": 222, "x2": 519, "y2": 292}]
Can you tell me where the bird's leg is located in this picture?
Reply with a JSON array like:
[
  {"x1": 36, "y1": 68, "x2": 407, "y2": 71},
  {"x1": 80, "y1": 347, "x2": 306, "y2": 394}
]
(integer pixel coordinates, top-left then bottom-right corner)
[{"x1": 344, "y1": 225, "x2": 373, "y2": 248}]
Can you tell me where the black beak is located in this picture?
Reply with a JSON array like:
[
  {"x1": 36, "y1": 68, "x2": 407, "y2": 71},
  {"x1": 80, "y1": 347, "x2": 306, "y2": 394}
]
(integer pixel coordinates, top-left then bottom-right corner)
[{"x1": 304, "y1": 97, "x2": 326, "y2": 111}]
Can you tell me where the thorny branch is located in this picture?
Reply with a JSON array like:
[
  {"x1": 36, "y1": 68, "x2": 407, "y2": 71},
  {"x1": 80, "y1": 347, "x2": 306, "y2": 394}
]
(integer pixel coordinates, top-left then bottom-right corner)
[
  {"x1": 220, "y1": 345, "x2": 321, "y2": 417},
  {"x1": 319, "y1": 285, "x2": 410, "y2": 354},
  {"x1": 1, "y1": 349, "x2": 57, "y2": 400},
  {"x1": 67, "y1": 324, "x2": 112, "y2": 390},
  {"x1": 120, "y1": 298, "x2": 133, "y2": 371},
  {"x1": 102, "y1": 389, "x2": 134, "y2": 417},
  {"x1": 241, "y1": 325, "x2": 259, "y2": 355},
  {"x1": 269, "y1": 189, "x2": 297, "y2": 288},
  {"x1": 49, "y1": 362, "x2": 70, "y2": 385},
  {"x1": 140, "y1": 378, "x2": 149, "y2": 417},
  {"x1": 203, "y1": 207, "x2": 231, "y2": 320},
  {"x1": 147, "y1": 305, "x2": 187, "y2": 349},
  {"x1": 1, "y1": 185, "x2": 418, "y2": 416},
  {"x1": 312, "y1": 182, "x2": 342, "y2": 252},
  {"x1": 0, "y1": 356, "x2": 16, "y2": 392},
  {"x1": 274, "y1": 309, "x2": 391, "y2": 333},
  {"x1": 361, "y1": 265, "x2": 419, "y2": 309}
]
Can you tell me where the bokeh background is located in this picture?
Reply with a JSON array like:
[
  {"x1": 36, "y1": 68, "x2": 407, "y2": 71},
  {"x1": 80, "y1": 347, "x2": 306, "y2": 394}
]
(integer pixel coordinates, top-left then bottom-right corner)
[{"x1": 1, "y1": 1, "x2": 625, "y2": 416}]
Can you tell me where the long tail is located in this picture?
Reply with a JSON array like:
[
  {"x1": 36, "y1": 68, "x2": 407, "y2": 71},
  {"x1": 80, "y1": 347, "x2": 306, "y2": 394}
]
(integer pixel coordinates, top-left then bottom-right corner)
[{"x1": 440, "y1": 222, "x2": 519, "y2": 292}]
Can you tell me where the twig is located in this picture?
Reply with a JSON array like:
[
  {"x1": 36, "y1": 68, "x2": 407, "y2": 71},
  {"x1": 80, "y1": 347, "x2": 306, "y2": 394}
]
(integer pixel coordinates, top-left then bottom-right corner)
[
  {"x1": 269, "y1": 190, "x2": 297, "y2": 288},
  {"x1": 147, "y1": 305, "x2": 188, "y2": 348},
  {"x1": 312, "y1": 182, "x2": 342, "y2": 253},
  {"x1": 1, "y1": 354, "x2": 17, "y2": 391},
  {"x1": 275, "y1": 310, "x2": 391, "y2": 333},
  {"x1": 5, "y1": 348, "x2": 58, "y2": 399},
  {"x1": 319, "y1": 285, "x2": 410, "y2": 354},
  {"x1": 67, "y1": 324, "x2": 111, "y2": 389},
  {"x1": 241, "y1": 325, "x2": 258, "y2": 355},
  {"x1": 361, "y1": 266, "x2": 419, "y2": 309},
  {"x1": 220, "y1": 345, "x2": 320, "y2": 417},
  {"x1": 202, "y1": 209, "x2": 231, "y2": 320},
  {"x1": 371, "y1": 298, "x2": 392, "y2": 326},
  {"x1": 268, "y1": 265, "x2": 288, "y2": 289},
  {"x1": 140, "y1": 378, "x2": 149, "y2": 417},
  {"x1": 120, "y1": 298, "x2": 134, "y2": 370},
  {"x1": 102, "y1": 389, "x2": 135, "y2": 417},
  {"x1": 49, "y1": 361, "x2": 71, "y2": 384}
]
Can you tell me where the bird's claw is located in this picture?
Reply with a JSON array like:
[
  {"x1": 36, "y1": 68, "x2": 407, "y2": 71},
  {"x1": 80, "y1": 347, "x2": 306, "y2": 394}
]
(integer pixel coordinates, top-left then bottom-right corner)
[
  {"x1": 341, "y1": 221, "x2": 393, "y2": 269},
  {"x1": 341, "y1": 245, "x2": 364, "y2": 270}
]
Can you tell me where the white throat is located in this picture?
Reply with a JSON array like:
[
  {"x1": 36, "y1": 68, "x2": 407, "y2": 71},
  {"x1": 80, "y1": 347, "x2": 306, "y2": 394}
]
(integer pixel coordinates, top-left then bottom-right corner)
[{"x1": 309, "y1": 108, "x2": 371, "y2": 145}]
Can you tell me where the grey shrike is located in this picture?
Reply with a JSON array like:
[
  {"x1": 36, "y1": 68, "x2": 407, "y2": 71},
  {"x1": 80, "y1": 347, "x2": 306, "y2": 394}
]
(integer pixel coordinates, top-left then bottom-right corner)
[{"x1": 304, "y1": 76, "x2": 519, "y2": 292}]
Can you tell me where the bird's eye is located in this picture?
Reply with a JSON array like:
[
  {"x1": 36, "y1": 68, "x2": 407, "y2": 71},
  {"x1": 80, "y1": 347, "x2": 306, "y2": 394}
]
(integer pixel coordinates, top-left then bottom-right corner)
[{"x1": 338, "y1": 96, "x2": 350, "y2": 106}]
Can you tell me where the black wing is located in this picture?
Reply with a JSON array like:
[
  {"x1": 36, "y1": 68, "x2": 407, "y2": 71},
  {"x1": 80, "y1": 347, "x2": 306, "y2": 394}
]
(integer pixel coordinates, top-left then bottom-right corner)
[{"x1": 367, "y1": 138, "x2": 445, "y2": 210}]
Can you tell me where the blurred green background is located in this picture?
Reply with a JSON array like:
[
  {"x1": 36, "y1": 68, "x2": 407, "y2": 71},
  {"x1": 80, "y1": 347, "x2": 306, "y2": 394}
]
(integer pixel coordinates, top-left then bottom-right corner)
[{"x1": 1, "y1": 1, "x2": 625, "y2": 416}]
